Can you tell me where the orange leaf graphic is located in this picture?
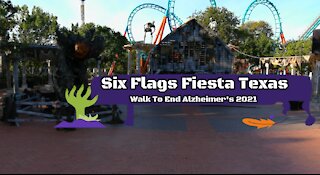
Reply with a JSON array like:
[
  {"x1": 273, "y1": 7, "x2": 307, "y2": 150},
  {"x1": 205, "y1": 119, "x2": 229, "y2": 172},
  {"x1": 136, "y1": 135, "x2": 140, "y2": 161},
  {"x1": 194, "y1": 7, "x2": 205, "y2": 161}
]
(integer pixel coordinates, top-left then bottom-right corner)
[{"x1": 242, "y1": 118, "x2": 276, "y2": 129}]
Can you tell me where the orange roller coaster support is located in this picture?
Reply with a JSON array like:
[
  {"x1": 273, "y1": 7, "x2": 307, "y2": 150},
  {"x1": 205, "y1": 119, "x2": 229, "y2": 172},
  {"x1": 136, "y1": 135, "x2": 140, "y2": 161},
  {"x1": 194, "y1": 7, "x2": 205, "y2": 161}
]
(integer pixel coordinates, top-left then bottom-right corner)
[
  {"x1": 280, "y1": 33, "x2": 286, "y2": 45},
  {"x1": 108, "y1": 54, "x2": 119, "y2": 76},
  {"x1": 142, "y1": 52, "x2": 153, "y2": 74},
  {"x1": 124, "y1": 26, "x2": 128, "y2": 37},
  {"x1": 158, "y1": 20, "x2": 167, "y2": 44},
  {"x1": 153, "y1": 16, "x2": 167, "y2": 45},
  {"x1": 141, "y1": 16, "x2": 167, "y2": 74}
]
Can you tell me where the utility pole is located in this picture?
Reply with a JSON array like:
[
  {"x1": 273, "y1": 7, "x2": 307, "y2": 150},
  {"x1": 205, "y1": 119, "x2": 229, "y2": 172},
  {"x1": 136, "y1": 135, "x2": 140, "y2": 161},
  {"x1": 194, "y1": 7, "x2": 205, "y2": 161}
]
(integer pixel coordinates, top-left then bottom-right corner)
[{"x1": 81, "y1": 0, "x2": 85, "y2": 25}]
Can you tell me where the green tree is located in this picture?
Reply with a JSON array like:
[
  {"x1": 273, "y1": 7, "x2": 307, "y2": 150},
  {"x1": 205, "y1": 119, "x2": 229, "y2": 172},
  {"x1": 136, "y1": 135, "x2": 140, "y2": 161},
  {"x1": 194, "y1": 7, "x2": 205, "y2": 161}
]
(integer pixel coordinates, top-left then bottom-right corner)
[
  {"x1": 237, "y1": 21, "x2": 276, "y2": 64},
  {"x1": 0, "y1": 0, "x2": 17, "y2": 39},
  {"x1": 275, "y1": 39, "x2": 312, "y2": 56},
  {"x1": 240, "y1": 21, "x2": 273, "y2": 38},
  {"x1": 8, "y1": 5, "x2": 59, "y2": 87},
  {"x1": 0, "y1": 0, "x2": 18, "y2": 88},
  {"x1": 75, "y1": 23, "x2": 128, "y2": 74},
  {"x1": 98, "y1": 27, "x2": 128, "y2": 74},
  {"x1": 16, "y1": 5, "x2": 58, "y2": 44},
  {"x1": 192, "y1": 7, "x2": 240, "y2": 44}
]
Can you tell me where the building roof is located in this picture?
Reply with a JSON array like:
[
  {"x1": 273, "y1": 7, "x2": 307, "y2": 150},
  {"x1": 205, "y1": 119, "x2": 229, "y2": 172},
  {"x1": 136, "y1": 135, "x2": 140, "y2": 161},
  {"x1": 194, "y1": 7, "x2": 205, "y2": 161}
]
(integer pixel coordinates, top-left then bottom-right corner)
[{"x1": 158, "y1": 19, "x2": 233, "y2": 55}]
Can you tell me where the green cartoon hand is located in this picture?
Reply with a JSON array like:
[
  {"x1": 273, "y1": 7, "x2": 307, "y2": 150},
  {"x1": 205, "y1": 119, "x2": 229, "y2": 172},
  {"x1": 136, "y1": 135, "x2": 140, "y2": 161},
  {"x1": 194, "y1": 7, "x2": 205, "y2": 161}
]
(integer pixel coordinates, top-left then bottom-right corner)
[{"x1": 65, "y1": 85, "x2": 99, "y2": 121}]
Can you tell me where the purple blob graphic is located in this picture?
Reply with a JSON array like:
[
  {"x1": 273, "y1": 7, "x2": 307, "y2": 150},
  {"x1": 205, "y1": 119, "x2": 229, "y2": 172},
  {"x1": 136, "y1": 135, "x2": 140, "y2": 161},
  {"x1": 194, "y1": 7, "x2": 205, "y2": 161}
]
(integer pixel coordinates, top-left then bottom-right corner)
[
  {"x1": 306, "y1": 117, "x2": 316, "y2": 126},
  {"x1": 269, "y1": 115, "x2": 275, "y2": 119},
  {"x1": 55, "y1": 120, "x2": 106, "y2": 129}
]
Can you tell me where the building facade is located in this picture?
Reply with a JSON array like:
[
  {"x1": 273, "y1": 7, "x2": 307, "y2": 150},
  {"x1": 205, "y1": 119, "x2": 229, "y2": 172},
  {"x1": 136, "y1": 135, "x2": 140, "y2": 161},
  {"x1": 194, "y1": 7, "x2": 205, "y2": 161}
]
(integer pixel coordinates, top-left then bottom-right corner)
[{"x1": 150, "y1": 19, "x2": 234, "y2": 74}]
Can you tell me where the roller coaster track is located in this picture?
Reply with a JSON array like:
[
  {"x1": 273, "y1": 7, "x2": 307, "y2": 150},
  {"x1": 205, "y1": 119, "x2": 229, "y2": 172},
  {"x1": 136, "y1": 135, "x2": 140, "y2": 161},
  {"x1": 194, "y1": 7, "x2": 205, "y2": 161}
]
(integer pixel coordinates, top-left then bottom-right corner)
[
  {"x1": 125, "y1": 3, "x2": 183, "y2": 43},
  {"x1": 300, "y1": 15, "x2": 320, "y2": 40},
  {"x1": 125, "y1": 0, "x2": 289, "y2": 45},
  {"x1": 242, "y1": 0, "x2": 285, "y2": 44},
  {"x1": 167, "y1": 0, "x2": 217, "y2": 31}
]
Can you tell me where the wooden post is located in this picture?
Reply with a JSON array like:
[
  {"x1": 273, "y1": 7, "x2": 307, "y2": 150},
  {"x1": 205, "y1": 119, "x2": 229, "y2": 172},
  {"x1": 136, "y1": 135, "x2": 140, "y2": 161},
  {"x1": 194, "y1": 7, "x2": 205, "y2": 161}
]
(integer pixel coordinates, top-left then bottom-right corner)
[
  {"x1": 22, "y1": 62, "x2": 27, "y2": 89},
  {"x1": 12, "y1": 58, "x2": 19, "y2": 95},
  {"x1": 265, "y1": 63, "x2": 269, "y2": 75},
  {"x1": 97, "y1": 59, "x2": 101, "y2": 77},
  {"x1": 5, "y1": 56, "x2": 11, "y2": 89},
  {"x1": 47, "y1": 60, "x2": 53, "y2": 85},
  {"x1": 127, "y1": 50, "x2": 132, "y2": 75},
  {"x1": 136, "y1": 50, "x2": 141, "y2": 74},
  {"x1": 290, "y1": 64, "x2": 295, "y2": 75}
]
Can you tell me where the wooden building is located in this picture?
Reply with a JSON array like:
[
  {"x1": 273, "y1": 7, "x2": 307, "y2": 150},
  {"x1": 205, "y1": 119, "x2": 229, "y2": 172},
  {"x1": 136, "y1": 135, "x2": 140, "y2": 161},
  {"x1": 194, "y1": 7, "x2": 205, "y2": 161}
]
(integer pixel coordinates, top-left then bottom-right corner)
[{"x1": 150, "y1": 19, "x2": 234, "y2": 74}]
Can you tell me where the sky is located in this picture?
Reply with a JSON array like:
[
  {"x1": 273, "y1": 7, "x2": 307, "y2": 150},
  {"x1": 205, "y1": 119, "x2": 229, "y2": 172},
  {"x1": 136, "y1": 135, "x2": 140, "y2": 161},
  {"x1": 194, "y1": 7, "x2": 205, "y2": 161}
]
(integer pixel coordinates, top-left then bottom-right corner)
[{"x1": 10, "y1": 0, "x2": 320, "y2": 42}]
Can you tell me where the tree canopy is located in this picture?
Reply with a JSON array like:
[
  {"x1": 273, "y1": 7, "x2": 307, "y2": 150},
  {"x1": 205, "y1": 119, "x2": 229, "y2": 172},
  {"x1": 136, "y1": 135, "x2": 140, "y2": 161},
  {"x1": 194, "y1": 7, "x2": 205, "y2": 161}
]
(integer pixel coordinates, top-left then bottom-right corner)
[
  {"x1": 275, "y1": 39, "x2": 312, "y2": 56},
  {"x1": 238, "y1": 21, "x2": 276, "y2": 63},
  {"x1": 192, "y1": 7, "x2": 240, "y2": 44},
  {"x1": 190, "y1": 7, "x2": 315, "y2": 65},
  {"x1": 16, "y1": 5, "x2": 58, "y2": 44},
  {"x1": 240, "y1": 21, "x2": 273, "y2": 38},
  {"x1": 0, "y1": 0, "x2": 17, "y2": 39},
  {"x1": 0, "y1": 0, "x2": 130, "y2": 75}
]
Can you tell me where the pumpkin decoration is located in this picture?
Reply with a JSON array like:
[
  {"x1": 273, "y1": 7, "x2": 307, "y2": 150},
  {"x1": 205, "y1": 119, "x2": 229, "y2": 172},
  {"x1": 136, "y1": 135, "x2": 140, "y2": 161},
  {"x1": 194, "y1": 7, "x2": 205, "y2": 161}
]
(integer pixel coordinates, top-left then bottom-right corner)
[{"x1": 74, "y1": 42, "x2": 90, "y2": 59}]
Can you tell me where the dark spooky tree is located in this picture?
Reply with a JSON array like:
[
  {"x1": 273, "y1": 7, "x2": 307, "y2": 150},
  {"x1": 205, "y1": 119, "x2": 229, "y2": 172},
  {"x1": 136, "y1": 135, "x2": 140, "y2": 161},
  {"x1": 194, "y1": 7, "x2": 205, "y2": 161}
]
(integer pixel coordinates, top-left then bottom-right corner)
[{"x1": 53, "y1": 26, "x2": 105, "y2": 100}]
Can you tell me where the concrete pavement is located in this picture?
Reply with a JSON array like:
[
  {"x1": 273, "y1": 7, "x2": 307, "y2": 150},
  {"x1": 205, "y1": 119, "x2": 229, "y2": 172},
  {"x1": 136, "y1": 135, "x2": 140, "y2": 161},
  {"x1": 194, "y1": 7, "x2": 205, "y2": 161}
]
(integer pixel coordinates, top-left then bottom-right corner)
[{"x1": 1, "y1": 104, "x2": 320, "y2": 173}]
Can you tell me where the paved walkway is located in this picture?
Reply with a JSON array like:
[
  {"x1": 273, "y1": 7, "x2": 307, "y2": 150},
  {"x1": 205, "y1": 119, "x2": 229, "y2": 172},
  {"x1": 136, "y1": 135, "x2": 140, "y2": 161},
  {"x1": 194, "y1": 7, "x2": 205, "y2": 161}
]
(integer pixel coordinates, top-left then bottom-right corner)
[{"x1": 1, "y1": 104, "x2": 320, "y2": 173}]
